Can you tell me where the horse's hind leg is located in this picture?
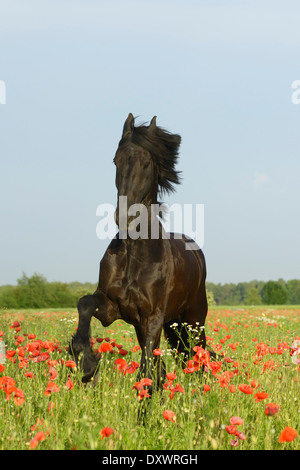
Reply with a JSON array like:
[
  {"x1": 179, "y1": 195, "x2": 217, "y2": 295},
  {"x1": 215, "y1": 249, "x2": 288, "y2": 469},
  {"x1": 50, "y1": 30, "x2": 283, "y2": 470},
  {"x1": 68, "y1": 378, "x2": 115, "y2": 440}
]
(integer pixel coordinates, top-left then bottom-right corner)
[
  {"x1": 163, "y1": 283, "x2": 208, "y2": 365},
  {"x1": 135, "y1": 313, "x2": 166, "y2": 391}
]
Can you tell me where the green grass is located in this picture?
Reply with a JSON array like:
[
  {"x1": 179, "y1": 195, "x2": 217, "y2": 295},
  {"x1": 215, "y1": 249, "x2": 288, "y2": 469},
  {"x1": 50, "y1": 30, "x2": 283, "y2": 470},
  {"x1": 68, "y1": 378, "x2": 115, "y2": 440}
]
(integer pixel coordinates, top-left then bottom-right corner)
[{"x1": 0, "y1": 306, "x2": 299, "y2": 450}]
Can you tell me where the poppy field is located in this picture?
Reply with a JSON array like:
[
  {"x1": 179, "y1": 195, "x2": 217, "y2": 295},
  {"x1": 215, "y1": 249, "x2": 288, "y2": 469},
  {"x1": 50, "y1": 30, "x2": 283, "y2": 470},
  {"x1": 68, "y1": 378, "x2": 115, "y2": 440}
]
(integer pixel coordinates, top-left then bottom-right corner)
[{"x1": 0, "y1": 306, "x2": 299, "y2": 450}]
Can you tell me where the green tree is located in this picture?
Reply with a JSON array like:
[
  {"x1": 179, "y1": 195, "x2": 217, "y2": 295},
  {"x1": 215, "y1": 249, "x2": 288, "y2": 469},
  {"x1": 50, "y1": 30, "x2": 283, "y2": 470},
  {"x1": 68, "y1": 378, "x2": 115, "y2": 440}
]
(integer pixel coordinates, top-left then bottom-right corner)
[
  {"x1": 286, "y1": 279, "x2": 300, "y2": 304},
  {"x1": 262, "y1": 280, "x2": 288, "y2": 305},
  {"x1": 245, "y1": 287, "x2": 262, "y2": 305},
  {"x1": 0, "y1": 273, "x2": 77, "y2": 309}
]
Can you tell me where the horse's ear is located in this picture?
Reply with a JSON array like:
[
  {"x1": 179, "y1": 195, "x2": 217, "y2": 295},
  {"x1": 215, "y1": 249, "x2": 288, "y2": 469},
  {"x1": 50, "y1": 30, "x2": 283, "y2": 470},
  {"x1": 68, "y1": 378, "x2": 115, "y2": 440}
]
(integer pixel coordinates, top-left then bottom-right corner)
[
  {"x1": 148, "y1": 115, "x2": 157, "y2": 133},
  {"x1": 122, "y1": 113, "x2": 135, "y2": 138}
]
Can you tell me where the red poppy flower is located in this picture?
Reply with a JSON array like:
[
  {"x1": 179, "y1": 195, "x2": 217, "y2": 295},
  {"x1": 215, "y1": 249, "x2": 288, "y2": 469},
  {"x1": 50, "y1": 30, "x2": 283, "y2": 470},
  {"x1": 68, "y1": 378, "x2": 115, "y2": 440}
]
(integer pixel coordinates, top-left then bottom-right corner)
[
  {"x1": 118, "y1": 349, "x2": 128, "y2": 356},
  {"x1": 166, "y1": 372, "x2": 176, "y2": 382},
  {"x1": 6, "y1": 350, "x2": 16, "y2": 358},
  {"x1": 137, "y1": 389, "x2": 151, "y2": 400},
  {"x1": 98, "y1": 342, "x2": 113, "y2": 353},
  {"x1": 254, "y1": 392, "x2": 269, "y2": 403},
  {"x1": 278, "y1": 427, "x2": 298, "y2": 443},
  {"x1": 30, "y1": 431, "x2": 46, "y2": 449},
  {"x1": 100, "y1": 427, "x2": 114, "y2": 439},
  {"x1": 153, "y1": 348, "x2": 163, "y2": 356},
  {"x1": 208, "y1": 361, "x2": 222, "y2": 375},
  {"x1": 140, "y1": 378, "x2": 153, "y2": 387},
  {"x1": 225, "y1": 425, "x2": 237, "y2": 435},
  {"x1": 125, "y1": 361, "x2": 139, "y2": 374},
  {"x1": 230, "y1": 416, "x2": 243, "y2": 426},
  {"x1": 48, "y1": 366, "x2": 58, "y2": 380},
  {"x1": 65, "y1": 378, "x2": 74, "y2": 391},
  {"x1": 163, "y1": 410, "x2": 176, "y2": 422},
  {"x1": 203, "y1": 384, "x2": 211, "y2": 394},
  {"x1": 265, "y1": 403, "x2": 280, "y2": 416},
  {"x1": 44, "y1": 382, "x2": 60, "y2": 396},
  {"x1": 251, "y1": 379, "x2": 259, "y2": 389},
  {"x1": 33, "y1": 352, "x2": 50, "y2": 363},
  {"x1": 238, "y1": 384, "x2": 254, "y2": 394},
  {"x1": 132, "y1": 381, "x2": 143, "y2": 391},
  {"x1": 28, "y1": 333, "x2": 36, "y2": 340},
  {"x1": 115, "y1": 358, "x2": 127, "y2": 373},
  {"x1": 64, "y1": 360, "x2": 76, "y2": 368},
  {"x1": 13, "y1": 387, "x2": 25, "y2": 406},
  {"x1": 230, "y1": 439, "x2": 239, "y2": 447}
]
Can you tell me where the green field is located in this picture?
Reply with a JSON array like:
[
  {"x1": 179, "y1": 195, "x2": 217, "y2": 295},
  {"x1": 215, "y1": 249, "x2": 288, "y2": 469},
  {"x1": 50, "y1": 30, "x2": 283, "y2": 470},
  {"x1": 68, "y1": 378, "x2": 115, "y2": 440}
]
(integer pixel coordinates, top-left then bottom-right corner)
[{"x1": 0, "y1": 306, "x2": 299, "y2": 450}]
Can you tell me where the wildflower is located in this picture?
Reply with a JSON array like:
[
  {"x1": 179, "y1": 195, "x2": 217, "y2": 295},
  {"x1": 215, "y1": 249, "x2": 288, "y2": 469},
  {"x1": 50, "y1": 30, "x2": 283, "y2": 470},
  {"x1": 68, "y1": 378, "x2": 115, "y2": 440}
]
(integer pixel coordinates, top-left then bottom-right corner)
[
  {"x1": 208, "y1": 361, "x2": 222, "y2": 375},
  {"x1": 65, "y1": 378, "x2": 74, "y2": 391},
  {"x1": 225, "y1": 425, "x2": 237, "y2": 434},
  {"x1": 238, "y1": 384, "x2": 254, "y2": 395},
  {"x1": 125, "y1": 360, "x2": 139, "y2": 374},
  {"x1": 265, "y1": 403, "x2": 280, "y2": 416},
  {"x1": 137, "y1": 389, "x2": 151, "y2": 400},
  {"x1": 132, "y1": 381, "x2": 143, "y2": 391},
  {"x1": 0, "y1": 376, "x2": 16, "y2": 400},
  {"x1": 278, "y1": 427, "x2": 298, "y2": 443},
  {"x1": 167, "y1": 383, "x2": 184, "y2": 399},
  {"x1": 203, "y1": 384, "x2": 211, "y2": 394},
  {"x1": 31, "y1": 418, "x2": 44, "y2": 432},
  {"x1": 254, "y1": 392, "x2": 269, "y2": 403},
  {"x1": 230, "y1": 416, "x2": 243, "y2": 426},
  {"x1": 98, "y1": 342, "x2": 113, "y2": 353},
  {"x1": 13, "y1": 387, "x2": 25, "y2": 406},
  {"x1": 118, "y1": 348, "x2": 128, "y2": 356},
  {"x1": 100, "y1": 427, "x2": 114, "y2": 439},
  {"x1": 153, "y1": 348, "x2": 163, "y2": 356},
  {"x1": 48, "y1": 366, "x2": 58, "y2": 381},
  {"x1": 30, "y1": 431, "x2": 46, "y2": 449},
  {"x1": 115, "y1": 358, "x2": 128, "y2": 373},
  {"x1": 166, "y1": 372, "x2": 176, "y2": 382},
  {"x1": 28, "y1": 333, "x2": 36, "y2": 340},
  {"x1": 235, "y1": 430, "x2": 246, "y2": 440},
  {"x1": 140, "y1": 378, "x2": 152, "y2": 387},
  {"x1": 163, "y1": 410, "x2": 176, "y2": 422},
  {"x1": 230, "y1": 439, "x2": 239, "y2": 447},
  {"x1": 44, "y1": 381, "x2": 60, "y2": 396},
  {"x1": 15, "y1": 335, "x2": 25, "y2": 344},
  {"x1": 33, "y1": 352, "x2": 50, "y2": 363},
  {"x1": 64, "y1": 360, "x2": 76, "y2": 368},
  {"x1": 183, "y1": 360, "x2": 196, "y2": 374}
]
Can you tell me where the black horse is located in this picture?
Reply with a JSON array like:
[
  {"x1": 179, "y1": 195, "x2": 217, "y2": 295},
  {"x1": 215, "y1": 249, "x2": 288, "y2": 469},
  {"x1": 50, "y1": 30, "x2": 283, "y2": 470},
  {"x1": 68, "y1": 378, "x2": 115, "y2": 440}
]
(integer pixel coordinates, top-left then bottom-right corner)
[{"x1": 70, "y1": 113, "x2": 208, "y2": 390}]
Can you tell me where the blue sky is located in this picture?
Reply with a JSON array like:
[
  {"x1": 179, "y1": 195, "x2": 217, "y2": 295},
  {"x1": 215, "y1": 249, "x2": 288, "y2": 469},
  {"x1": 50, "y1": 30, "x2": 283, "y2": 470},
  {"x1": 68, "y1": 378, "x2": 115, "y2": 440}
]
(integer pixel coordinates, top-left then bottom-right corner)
[{"x1": 0, "y1": 0, "x2": 300, "y2": 285}]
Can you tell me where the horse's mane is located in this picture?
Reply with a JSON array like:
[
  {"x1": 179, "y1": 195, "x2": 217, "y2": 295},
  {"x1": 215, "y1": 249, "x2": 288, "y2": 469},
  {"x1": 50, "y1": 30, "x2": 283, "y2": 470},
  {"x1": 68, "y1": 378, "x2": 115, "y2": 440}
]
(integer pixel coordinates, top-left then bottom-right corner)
[{"x1": 120, "y1": 119, "x2": 182, "y2": 196}]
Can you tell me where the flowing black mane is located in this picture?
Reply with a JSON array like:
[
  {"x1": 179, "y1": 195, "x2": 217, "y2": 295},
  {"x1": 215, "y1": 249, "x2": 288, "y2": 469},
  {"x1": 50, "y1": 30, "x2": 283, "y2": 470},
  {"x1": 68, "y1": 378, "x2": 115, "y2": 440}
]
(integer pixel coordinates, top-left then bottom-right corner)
[{"x1": 120, "y1": 116, "x2": 182, "y2": 196}]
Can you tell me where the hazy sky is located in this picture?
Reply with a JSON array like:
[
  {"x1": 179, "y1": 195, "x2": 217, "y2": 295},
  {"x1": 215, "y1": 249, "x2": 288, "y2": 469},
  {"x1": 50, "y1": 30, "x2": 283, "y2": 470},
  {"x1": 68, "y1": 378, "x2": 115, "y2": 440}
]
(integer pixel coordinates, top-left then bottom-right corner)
[{"x1": 0, "y1": 0, "x2": 300, "y2": 286}]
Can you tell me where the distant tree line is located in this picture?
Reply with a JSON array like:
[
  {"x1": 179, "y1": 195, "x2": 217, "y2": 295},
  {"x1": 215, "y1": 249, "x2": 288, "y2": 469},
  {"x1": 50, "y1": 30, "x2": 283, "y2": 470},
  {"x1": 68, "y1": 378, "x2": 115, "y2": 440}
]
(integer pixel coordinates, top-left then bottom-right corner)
[
  {"x1": 0, "y1": 273, "x2": 96, "y2": 309},
  {"x1": 0, "y1": 274, "x2": 299, "y2": 309},
  {"x1": 206, "y1": 279, "x2": 300, "y2": 306}
]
